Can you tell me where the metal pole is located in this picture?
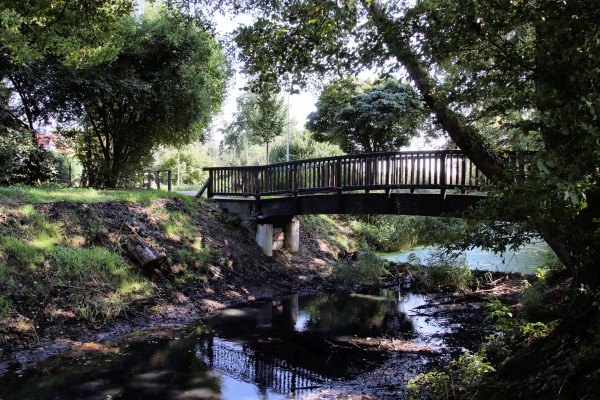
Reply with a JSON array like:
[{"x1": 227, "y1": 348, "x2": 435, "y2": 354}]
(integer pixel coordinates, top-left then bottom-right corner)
[
  {"x1": 177, "y1": 150, "x2": 181, "y2": 189},
  {"x1": 286, "y1": 83, "x2": 291, "y2": 163}
]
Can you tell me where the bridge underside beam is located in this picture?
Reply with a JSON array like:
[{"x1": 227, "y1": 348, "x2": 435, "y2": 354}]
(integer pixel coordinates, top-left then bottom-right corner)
[{"x1": 256, "y1": 193, "x2": 485, "y2": 222}]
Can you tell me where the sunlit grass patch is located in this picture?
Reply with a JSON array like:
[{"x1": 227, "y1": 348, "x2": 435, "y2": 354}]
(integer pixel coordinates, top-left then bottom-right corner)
[
  {"x1": 164, "y1": 211, "x2": 198, "y2": 242},
  {"x1": 49, "y1": 246, "x2": 154, "y2": 322},
  {"x1": 50, "y1": 246, "x2": 129, "y2": 281},
  {"x1": 1, "y1": 236, "x2": 45, "y2": 269},
  {"x1": 0, "y1": 186, "x2": 177, "y2": 205}
]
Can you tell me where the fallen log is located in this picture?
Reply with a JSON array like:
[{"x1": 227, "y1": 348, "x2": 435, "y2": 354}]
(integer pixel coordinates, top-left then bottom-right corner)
[{"x1": 125, "y1": 234, "x2": 167, "y2": 271}]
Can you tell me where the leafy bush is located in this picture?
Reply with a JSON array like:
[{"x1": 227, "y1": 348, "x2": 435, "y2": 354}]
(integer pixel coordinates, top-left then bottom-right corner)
[
  {"x1": 483, "y1": 295, "x2": 549, "y2": 364},
  {"x1": 334, "y1": 250, "x2": 389, "y2": 285},
  {"x1": 407, "y1": 351, "x2": 495, "y2": 400},
  {"x1": 0, "y1": 129, "x2": 58, "y2": 185}
]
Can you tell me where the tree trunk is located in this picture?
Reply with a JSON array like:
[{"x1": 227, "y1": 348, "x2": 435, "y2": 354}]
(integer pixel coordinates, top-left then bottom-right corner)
[{"x1": 361, "y1": 0, "x2": 506, "y2": 183}]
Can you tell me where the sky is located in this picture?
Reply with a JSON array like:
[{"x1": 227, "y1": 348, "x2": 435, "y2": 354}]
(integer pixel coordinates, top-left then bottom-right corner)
[{"x1": 211, "y1": 13, "x2": 318, "y2": 141}]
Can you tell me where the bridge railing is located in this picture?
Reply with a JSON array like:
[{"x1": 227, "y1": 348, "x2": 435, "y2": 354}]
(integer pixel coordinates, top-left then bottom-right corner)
[{"x1": 200, "y1": 150, "x2": 498, "y2": 198}]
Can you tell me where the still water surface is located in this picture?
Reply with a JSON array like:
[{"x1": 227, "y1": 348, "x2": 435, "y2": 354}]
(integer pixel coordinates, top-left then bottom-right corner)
[
  {"x1": 0, "y1": 291, "x2": 441, "y2": 400},
  {"x1": 381, "y1": 240, "x2": 555, "y2": 274}
]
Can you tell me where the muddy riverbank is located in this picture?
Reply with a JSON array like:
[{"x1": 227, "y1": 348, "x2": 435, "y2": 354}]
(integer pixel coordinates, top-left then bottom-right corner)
[{"x1": 0, "y1": 193, "x2": 542, "y2": 399}]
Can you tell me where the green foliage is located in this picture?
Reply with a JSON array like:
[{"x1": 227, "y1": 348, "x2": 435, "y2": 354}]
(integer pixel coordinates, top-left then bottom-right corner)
[
  {"x1": 412, "y1": 250, "x2": 473, "y2": 291},
  {"x1": 237, "y1": 81, "x2": 286, "y2": 163},
  {"x1": 155, "y1": 144, "x2": 214, "y2": 186},
  {"x1": 347, "y1": 215, "x2": 466, "y2": 253},
  {"x1": 31, "y1": 5, "x2": 228, "y2": 188},
  {"x1": 334, "y1": 250, "x2": 389, "y2": 286},
  {"x1": 407, "y1": 351, "x2": 495, "y2": 400},
  {"x1": 0, "y1": 129, "x2": 58, "y2": 185},
  {"x1": 268, "y1": 129, "x2": 344, "y2": 164},
  {"x1": 0, "y1": 296, "x2": 11, "y2": 320},
  {"x1": 307, "y1": 78, "x2": 426, "y2": 153},
  {"x1": 483, "y1": 295, "x2": 549, "y2": 364},
  {"x1": 0, "y1": 0, "x2": 133, "y2": 66}
]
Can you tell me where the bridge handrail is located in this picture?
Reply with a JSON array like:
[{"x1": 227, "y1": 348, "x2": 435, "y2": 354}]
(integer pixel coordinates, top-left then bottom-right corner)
[{"x1": 199, "y1": 150, "x2": 531, "y2": 198}]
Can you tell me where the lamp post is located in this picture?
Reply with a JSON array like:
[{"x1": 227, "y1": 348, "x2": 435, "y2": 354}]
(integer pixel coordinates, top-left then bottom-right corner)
[
  {"x1": 286, "y1": 80, "x2": 299, "y2": 163},
  {"x1": 286, "y1": 85, "x2": 291, "y2": 162}
]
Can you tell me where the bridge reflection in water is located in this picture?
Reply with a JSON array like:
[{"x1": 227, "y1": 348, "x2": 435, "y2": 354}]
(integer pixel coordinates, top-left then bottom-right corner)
[
  {"x1": 191, "y1": 291, "x2": 423, "y2": 397},
  {"x1": 0, "y1": 291, "x2": 431, "y2": 399},
  {"x1": 197, "y1": 337, "x2": 325, "y2": 397}
]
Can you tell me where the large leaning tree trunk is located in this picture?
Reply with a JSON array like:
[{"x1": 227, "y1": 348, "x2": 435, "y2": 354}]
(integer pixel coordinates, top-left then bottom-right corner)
[{"x1": 361, "y1": 0, "x2": 593, "y2": 284}]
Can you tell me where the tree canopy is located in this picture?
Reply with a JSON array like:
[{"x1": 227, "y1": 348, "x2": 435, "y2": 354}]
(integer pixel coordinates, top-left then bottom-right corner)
[
  {"x1": 227, "y1": 82, "x2": 286, "y2": 163},
  {"x1": 306, "y1": 78, "x2": 425, "y2": 153},
  {"x1": 41, "y1": 6, "x2": 228, "y2": 187},
  {"x1": 0, "y1": 0, "x2": 134, "y2": 66}
]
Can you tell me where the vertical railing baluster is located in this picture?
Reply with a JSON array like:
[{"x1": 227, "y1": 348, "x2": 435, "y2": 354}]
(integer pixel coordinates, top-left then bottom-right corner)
[
  {"x1": 440, "y1": 152, "x2": 447, "y2": 198},
  {"x1": 461, "y1": 155, "x2": 467, "y2": 193}
]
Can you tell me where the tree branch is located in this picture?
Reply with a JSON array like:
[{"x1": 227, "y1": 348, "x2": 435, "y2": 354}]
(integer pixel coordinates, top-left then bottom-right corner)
[{"x1": 361, "y1": 0, "x2": 507, "y2": 183}]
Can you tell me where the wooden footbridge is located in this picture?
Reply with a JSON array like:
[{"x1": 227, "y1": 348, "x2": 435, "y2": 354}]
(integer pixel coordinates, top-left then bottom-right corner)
[{"x1": 197, "y1": 150, "x2": 506, "y2": 255}]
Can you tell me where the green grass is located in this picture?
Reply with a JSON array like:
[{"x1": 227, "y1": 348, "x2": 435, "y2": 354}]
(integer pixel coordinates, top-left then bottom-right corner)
[
  {"x1": 1, "y1": 236, "x2": 46, "y2": 269},
  {"x1": 164, "y1": 211, "x2": 198, "y2": 242},
  {"x1": 334, "y1": 250, "x2": 389, "y2": 285},
  {"x1": 0, "y1": 186, "x2": 178, "y2": 205},
  {"x1": 50, "y1": 246, "x2": 127, "y2": 279},
  {"x1": 412, "y1": 250, "x2": 473, "y2": 291}
]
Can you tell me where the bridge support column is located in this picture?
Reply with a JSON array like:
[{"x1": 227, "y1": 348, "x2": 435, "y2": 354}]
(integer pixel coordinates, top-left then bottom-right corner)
[
  {"x1": 256, "y1": 224, "x2": 273, "y2": 257},
  {"x1": 285, "y1": 217, "x2": 300, "y2": 252}
]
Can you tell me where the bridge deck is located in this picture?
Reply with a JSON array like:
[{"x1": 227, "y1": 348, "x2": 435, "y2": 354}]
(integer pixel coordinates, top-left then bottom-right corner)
[{"x1": 197, "y1": 150, "x2": 528, "y2": 218}]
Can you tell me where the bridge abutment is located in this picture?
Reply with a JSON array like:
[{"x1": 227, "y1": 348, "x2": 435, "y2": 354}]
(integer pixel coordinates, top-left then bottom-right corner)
[{"x1": 255, "y1": 217, "x2": 300, "y2": 256}]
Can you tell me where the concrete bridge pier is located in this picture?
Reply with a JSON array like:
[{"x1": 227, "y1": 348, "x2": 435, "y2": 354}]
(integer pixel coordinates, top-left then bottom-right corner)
[{"x1": 255, "y1": 217, "x2": 300, "y2": 257}]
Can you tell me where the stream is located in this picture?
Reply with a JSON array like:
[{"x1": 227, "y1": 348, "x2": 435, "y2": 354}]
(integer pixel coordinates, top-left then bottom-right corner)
[
  {"x1": 0, "y1": 290, "x2": 451, "y2": 400},
  {"x1": 0, "y1": 244, "x2": 554, "y2": 399}
]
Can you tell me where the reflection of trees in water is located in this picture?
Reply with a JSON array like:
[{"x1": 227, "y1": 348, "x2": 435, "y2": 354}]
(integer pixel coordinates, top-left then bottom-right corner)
[
  {"x1": 301, "y1": 291, "x2": 415, "y2": 338},
  {"x1": 1, "y1": 337, "x2": 222, "y2": 400},
  {"x1": 2, "y1": 291, "x2": 421, "y2": 399}
]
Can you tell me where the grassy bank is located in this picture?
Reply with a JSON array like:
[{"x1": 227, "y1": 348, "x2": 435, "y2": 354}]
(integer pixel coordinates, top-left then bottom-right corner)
[{"x1": 0, "y1": 187, "x2": 346, "y2": 352}]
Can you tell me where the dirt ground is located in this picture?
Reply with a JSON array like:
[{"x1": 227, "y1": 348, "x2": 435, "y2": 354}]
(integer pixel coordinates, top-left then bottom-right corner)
[{"x1": 0, "y1": 197, "x2": 348, "y2": 374}]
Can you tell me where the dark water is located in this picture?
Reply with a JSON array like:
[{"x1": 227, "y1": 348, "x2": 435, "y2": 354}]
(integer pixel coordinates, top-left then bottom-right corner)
[{"x1": 0, "y1": 291, "x2": 440, "y2": 400}]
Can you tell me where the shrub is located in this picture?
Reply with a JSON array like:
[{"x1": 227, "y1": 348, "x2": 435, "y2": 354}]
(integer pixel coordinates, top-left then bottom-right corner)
[
  {"x1": 0, "y1": 129, "x2": 58, "y2": 185},
  {"x1": 483, "y1": 295, "x2": 549, "y2": 364},
  {"x1": 407, "y1": 351, "x2": 495, "y2": 400},
  {"x1": 334, "y1": 250, "x2": 389, "y2": 285},
  {"x1": 415, "y1": 250, "x2": 473, "y2": 291}
]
